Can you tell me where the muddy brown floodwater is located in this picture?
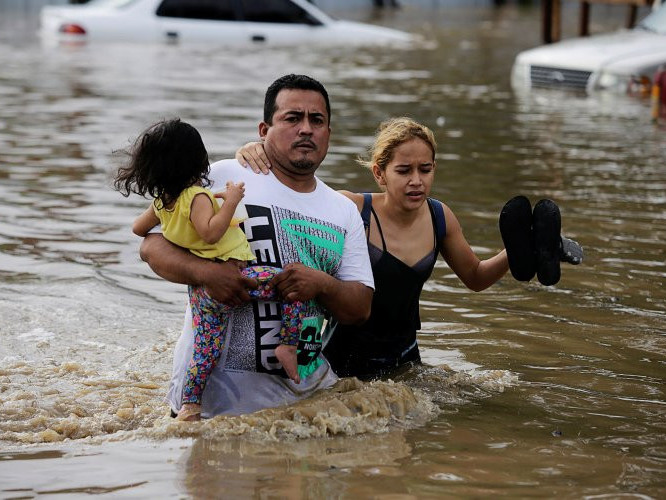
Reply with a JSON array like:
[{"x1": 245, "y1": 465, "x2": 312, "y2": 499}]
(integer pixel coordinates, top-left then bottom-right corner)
[{"x1": 0, "y1": 2, "x2": 664, "y2": 498}]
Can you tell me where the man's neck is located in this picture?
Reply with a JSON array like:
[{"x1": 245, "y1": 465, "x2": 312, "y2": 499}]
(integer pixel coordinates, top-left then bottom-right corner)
[{"x1": 271, "y1": 163, "x2": 317, "y2": 193}]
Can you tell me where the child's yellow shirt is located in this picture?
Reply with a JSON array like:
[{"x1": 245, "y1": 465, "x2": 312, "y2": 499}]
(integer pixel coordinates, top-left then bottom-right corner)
[{"x1": 154, "y1": 186, "x2": 255, "y2": 261}]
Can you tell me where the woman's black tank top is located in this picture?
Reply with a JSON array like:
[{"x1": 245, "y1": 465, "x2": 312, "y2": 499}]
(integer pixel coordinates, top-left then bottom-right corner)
[{"x1": 323, "y1": 194, "x2": 446, "y2": 379}]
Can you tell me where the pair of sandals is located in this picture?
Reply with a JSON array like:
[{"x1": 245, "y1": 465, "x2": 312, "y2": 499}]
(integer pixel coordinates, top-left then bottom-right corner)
[{"x1": 500, "y1": 196, "x2": 583, "y2": 286}]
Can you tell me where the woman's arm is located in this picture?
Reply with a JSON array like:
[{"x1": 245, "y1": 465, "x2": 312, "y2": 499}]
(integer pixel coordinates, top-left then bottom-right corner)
[
  {"x1": 133, "y1": 205, "x2": 160, "y2": 237},
  {"x1": 438, "y1": 202, "x2": 509, "y2": 292},
  {"x1": 235, "y1": 141, "x2": 271, "y2": 174}
]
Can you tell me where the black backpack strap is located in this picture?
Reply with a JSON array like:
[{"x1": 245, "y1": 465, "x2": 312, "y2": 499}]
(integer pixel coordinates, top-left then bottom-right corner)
[
  {"x1": 360, "y1": 193, "x2": 372, "y2": 230},
  {"x1": 428, "y1": 198, "x2": 447, "y2": 249}
]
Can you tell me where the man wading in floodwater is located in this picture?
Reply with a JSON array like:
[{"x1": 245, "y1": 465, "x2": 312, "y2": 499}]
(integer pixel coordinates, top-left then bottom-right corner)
[{"x1": 138, "y1": 74, "x2": 375, "y2": 417}]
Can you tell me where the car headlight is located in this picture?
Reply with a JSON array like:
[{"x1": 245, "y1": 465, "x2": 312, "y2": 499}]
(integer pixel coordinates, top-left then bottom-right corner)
[
  {"x1": 511, "y1": 60, "x2": 529, "y2": 89},
  {"x1": 595, "y1": 71, "x2": 629, "y2": 91},
  {"x1": 595, "y1": 71, "x2": 651, "y2": 96}
]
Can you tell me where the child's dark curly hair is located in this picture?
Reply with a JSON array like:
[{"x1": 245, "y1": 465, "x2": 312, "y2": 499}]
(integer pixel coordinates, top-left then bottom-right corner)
[{"x1": 114, "y1": 118, "x2": 210, "y2": 208}]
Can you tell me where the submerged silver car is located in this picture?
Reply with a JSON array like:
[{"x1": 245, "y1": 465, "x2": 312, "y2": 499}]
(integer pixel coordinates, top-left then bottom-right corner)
[
  {"x1": 511, "y1": 5, "x2": 666, "y2": 94},
  {"x1": 40, "y1": 0, "x2": 414, "y2": 46}
]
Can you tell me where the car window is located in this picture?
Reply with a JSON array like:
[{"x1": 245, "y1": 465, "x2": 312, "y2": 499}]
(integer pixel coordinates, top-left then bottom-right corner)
[
  {"x1": 156, "y1": 0, "x2": 238, "y2": 21},
  {"x1": 638, "y1": 6, "x2": 666, "y2": 35},
  {"x1": 88, "y1": 0, "x2": 139, "y2": 7},
  {"x1": 239, "y1": 0, "x2": 320, "y2": 25}
]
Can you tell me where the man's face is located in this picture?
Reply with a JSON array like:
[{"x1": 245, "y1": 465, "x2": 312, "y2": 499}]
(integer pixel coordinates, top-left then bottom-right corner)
[{"x1": 260, "y1": 89, "x2": 330, "y2": 178}]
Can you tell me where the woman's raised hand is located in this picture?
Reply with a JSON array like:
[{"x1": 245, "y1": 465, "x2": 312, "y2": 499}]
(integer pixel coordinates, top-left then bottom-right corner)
[{"x1": 235, "y1": 141, "x2": 271, "y2": 174}]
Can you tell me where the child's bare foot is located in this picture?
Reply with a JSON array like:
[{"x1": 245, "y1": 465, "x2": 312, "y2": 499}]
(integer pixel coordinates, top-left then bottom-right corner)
[
  {"x1": 275, "y1": 344, "x2": 300, "y2": 384},
  {"x1": 176, "y1": 403, "x2": 202, "y2": 421}
]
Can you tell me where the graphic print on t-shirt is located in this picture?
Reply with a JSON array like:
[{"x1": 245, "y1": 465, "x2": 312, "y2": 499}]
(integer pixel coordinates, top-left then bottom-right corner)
[{"x1": 224, "y1": 204, "x2": 346, "y2": 379}]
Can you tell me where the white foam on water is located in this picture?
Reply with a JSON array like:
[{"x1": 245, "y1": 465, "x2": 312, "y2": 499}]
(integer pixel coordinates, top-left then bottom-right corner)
[
  {"x1": 0, "y1": 281, "x2": 518, "y2": 447},
  {"x1": 17, "y1": 327, "x2": 56, "y2": 341},
  {"x1": 0, "y1": 343, "x2": 520, "y2": 446}
]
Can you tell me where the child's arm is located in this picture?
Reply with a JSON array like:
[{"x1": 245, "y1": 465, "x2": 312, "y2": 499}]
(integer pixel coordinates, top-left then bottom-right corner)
[
  {"x1": 133, "y1": 205, "x2": 160, "y2": 237},
  {"x1": 190, "y1": 182, "x2": 245, "y2": 244}
]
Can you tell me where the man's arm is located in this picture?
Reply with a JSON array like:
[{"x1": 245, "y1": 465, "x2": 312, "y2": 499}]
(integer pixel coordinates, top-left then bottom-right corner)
[
  {"x1": 139, "y1": 233, "x2": 257, "y2": 306},
  {"x1": 271, "y1": 263, "x2": 372, "y2": 325}
]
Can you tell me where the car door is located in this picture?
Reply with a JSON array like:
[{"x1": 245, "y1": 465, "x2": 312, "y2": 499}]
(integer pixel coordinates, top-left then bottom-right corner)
[
  {"x1": 237, "y1": 0, "x2": 324, "y2": 45},
  {"x1": 153, "y1": 0, "x2": 244, "y2": 44}
]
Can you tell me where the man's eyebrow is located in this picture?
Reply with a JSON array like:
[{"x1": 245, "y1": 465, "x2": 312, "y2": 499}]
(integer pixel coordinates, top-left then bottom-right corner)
[
  {"x1": 281, "y1": 110, "x2": 327, "y2": 122},
  {"x1": 283, "y1": 110, "x2": 324, "y2": 116}
]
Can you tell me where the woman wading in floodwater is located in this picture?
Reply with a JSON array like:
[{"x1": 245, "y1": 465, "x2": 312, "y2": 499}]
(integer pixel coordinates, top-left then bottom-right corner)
[{"x1": 237, "y1": 117, "x2": 582, "y2": 380}]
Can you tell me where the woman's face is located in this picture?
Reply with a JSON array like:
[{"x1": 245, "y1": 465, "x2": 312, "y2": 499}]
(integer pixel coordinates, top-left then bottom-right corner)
[{"x1": 373, "y1": 137, "x2": 435, "y2": 210}]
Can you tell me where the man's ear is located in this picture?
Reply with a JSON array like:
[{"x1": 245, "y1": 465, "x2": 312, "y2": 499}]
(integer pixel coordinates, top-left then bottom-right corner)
[
  {"x1": 372, "y1": 164, "x2": 385, "y2": 186},
  {"x1": 259, "y1": 121, "x2": 269, "y2": 138}
]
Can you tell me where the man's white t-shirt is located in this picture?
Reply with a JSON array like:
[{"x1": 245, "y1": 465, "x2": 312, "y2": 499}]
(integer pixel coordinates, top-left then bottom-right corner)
[{"x1": 166, "y1": 159, "x2": 374, "y2": 417}]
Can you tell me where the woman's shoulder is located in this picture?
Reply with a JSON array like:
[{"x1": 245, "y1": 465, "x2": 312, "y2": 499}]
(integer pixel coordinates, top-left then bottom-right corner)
[
  {"x1": 338, "y1": 190, "x2": 366, "y2": 211},
  {"x1": 426, "y1": 197, "x2": 445, "y2": 208},
  {"x1": 427, "y1": 197, "x2": 454, "y2": 218}
]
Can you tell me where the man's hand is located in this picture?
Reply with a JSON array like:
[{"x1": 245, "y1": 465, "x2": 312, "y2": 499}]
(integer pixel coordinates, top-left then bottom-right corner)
[
  {"x1": 271, "y1": 262, "x2": 372, "y2": 325},
  {"x1": 202, "y1": 260, "x2": 258, "y2": 306},
  {"x1": 140, "y1": 234, "x2": 257, "y2": 306},
  {"x1": 270, "y1": 262, "x2": 325, "y2": 302}
]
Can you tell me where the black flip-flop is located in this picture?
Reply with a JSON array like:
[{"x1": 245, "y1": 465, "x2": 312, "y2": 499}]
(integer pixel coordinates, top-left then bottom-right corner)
[
  {"x1": 560, "y1": 236, "x2": 584, "y2": 265},
  {"x1": 499, "y1": 195, "x2": 536, "y2": 282},
  {"x1": 533, "y1": 199, "x2": 561, "y2": 286}
]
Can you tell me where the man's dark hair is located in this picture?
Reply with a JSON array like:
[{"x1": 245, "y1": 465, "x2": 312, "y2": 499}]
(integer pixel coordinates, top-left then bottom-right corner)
[{"x1": 263, "y1": 74, "x2": 331, "y2": 125}]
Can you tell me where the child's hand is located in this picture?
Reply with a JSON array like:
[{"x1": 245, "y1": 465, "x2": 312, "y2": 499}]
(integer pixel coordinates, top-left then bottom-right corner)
[{"x1": 219, "y1": 181, "x2": 245, "y2": 206}]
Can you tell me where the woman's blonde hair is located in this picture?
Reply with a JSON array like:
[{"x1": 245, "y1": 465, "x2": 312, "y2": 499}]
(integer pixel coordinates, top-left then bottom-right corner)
[{"x1": 358, "y1": 117, "x2": 437, "y2": 171}]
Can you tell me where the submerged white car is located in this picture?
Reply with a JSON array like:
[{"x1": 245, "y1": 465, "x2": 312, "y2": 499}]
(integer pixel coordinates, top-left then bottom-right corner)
[
  {"x1": 40, "y1": 0, "x2": 413, "y2": 46},
  {"x1": 511, "y1": 5, "x2": 666, "y2": 94}
]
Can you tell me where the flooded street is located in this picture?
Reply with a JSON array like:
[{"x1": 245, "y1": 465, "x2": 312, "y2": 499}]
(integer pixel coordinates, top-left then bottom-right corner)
[{"x1": 1, "y1": 2, "x2": 665, "y2": 497}]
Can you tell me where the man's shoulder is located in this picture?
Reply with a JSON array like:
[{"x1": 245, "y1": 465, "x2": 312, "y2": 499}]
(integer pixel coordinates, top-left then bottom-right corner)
[
  {"x1": 208, "y1": 159, "x2": 252, "y2": 187},
  {"x1": 322, "y1": 182, "x2": 361, "y2": 214},
  {"x1": 210, "y1": 158, "x2": 241, "y2": 176},
  {"x1": 315, "y1": 178, "x2": 354, "y2": 204},
  {"x1": 312, "y1": 180, "x2": 363, "y2": 228}
]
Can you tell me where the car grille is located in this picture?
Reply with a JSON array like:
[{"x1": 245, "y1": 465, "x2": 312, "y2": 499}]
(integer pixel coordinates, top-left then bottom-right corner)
[{"x1": 530, "y1": 65, "x2": 592, "y2": 90}]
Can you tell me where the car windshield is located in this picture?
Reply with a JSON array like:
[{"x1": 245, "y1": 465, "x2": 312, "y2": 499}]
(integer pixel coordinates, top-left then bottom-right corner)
[
  {"x1": 88, "y1": 0, "x2": 139, "y2": 8},
  {"x1": 638, "y1": 5, "x2": 666, "y2": 35}
]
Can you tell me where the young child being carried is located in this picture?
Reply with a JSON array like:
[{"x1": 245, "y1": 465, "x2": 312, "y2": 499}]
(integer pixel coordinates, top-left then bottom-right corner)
[{"x1": 114, "y1": 118, "x2": 301, "y2": 421}]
